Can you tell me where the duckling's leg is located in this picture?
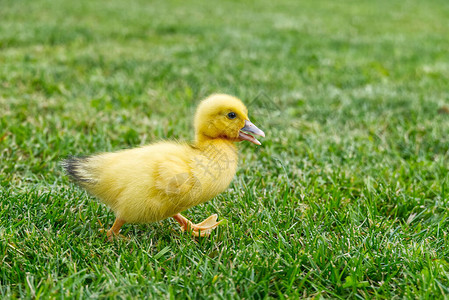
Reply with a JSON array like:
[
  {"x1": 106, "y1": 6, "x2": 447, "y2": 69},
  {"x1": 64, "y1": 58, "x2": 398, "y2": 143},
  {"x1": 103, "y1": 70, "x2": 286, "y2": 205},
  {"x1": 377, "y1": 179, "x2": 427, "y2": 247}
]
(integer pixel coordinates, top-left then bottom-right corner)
[
  {"x1": 172, "y1": 213, "x2": 224, "y2": 237},
  {"x1": 106, "y1": 217, "x2": 126, "y2": 241}
]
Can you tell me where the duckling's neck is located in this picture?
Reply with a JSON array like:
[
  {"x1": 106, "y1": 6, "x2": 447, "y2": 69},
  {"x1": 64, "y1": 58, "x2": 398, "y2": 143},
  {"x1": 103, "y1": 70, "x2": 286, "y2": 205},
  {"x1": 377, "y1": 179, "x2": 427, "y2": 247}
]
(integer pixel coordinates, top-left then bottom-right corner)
[
  {"x1": 194, "y1": 135, "x2": 238, "y2": 153},
  {"x1": 191, "y1": 135, "x2": 239, "y2": 202}
]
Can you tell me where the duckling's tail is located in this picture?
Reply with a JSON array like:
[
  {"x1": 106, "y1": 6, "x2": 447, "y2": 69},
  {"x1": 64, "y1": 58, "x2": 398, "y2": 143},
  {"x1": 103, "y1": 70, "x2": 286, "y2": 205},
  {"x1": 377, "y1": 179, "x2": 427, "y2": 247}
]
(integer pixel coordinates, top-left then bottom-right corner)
[{"x1": 62, "y1": 156, "x2": 97, "y2": 187}]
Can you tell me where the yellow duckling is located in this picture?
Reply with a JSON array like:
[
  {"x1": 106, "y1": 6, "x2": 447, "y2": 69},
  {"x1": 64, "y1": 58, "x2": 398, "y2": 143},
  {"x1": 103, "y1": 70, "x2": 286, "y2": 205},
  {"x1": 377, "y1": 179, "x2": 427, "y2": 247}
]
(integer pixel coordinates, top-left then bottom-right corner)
[{"x1": 63, "y1": 94, "x2": 265, "y2": 240}]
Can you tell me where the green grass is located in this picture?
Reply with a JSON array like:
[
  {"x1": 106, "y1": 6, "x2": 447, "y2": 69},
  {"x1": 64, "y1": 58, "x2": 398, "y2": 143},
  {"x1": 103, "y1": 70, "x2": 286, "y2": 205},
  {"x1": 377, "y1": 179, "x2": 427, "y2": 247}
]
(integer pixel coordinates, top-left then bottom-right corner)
[{"x1": 1, "y1": 0, "x2": 449, "y2": 298}]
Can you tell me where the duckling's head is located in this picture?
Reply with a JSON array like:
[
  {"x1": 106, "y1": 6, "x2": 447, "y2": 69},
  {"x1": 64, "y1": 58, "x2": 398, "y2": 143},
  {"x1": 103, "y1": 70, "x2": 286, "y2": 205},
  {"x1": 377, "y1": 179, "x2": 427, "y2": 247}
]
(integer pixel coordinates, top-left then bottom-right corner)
[{"x1": 194, "y1": 94, "x2": 265, "y2": 145}]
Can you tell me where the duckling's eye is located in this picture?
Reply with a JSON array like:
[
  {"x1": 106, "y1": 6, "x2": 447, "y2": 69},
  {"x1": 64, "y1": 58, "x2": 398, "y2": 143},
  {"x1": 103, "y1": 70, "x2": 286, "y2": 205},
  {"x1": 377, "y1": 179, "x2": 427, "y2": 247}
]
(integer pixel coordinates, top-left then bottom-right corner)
[{"x1": 227, "y1": 112, "x2": 237, "y2": 119}]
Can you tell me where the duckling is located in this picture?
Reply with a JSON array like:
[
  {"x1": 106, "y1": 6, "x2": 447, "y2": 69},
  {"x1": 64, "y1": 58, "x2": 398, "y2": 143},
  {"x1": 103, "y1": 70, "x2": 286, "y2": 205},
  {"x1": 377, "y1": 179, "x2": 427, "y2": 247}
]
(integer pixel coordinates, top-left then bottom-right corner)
[{"x1": 63, "y1": 94, "x2": 265, "y2": 240}]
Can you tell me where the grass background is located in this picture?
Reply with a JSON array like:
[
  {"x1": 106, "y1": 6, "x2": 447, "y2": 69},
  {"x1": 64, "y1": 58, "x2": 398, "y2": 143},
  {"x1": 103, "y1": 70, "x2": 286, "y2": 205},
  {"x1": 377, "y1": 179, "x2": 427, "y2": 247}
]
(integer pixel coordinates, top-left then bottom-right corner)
[{"x1": 1, "y1": 0, "x2": 449, "y2": 298}]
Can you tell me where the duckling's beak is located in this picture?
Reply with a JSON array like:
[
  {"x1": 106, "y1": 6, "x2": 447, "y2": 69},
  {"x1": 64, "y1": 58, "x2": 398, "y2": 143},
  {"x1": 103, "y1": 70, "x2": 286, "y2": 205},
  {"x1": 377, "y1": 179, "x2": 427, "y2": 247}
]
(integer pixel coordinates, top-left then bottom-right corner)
[{"x1": 239, "y1": 120, "x2": 265, "y2": 145}]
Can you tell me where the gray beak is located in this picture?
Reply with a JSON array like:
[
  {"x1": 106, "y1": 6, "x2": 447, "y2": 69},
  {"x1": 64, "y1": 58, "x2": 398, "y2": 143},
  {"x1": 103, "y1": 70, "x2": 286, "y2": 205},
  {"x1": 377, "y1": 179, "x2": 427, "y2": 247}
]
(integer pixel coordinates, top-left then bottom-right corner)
[{"x1": 239, "y1": 120, "x2": 265, "y2": 145}]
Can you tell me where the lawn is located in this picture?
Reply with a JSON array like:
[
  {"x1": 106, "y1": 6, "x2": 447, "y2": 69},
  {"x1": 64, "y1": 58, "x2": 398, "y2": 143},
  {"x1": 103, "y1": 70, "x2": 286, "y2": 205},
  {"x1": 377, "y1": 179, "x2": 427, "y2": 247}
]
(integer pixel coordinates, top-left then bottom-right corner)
[{"x1": 1, "y1": 0, "x2": 449, "y2": 298}]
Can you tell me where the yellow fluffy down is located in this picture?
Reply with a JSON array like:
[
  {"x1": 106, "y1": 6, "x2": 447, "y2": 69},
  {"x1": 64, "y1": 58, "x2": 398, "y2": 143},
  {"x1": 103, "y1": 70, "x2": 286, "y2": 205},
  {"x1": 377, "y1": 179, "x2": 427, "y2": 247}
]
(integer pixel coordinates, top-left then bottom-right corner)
[{"x1": 73, "y1": 140, "x2": 238, "y2": 223}]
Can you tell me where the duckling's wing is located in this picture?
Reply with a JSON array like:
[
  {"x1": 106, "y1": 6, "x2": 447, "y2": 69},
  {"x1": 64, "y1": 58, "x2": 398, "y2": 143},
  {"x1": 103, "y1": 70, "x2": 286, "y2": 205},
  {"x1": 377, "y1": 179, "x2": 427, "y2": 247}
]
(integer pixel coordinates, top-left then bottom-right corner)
[
  {"x1": 149, "y1": 155, "x2": 203, "y2": 216},
  {"x1": 153, "y1": 156, "x2": 198, "y2": 197}
]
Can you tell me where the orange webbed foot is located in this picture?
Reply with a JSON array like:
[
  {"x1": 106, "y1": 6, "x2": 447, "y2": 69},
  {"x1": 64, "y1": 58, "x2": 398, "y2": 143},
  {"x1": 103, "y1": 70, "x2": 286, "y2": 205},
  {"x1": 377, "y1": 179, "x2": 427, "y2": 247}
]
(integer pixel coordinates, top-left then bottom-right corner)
[
  {"x1": 172, "y1": 213, "x2": 225, "y2": 237},
  {"x1": 102, "y1": 217, "x2": 126, "y2": 241}
]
